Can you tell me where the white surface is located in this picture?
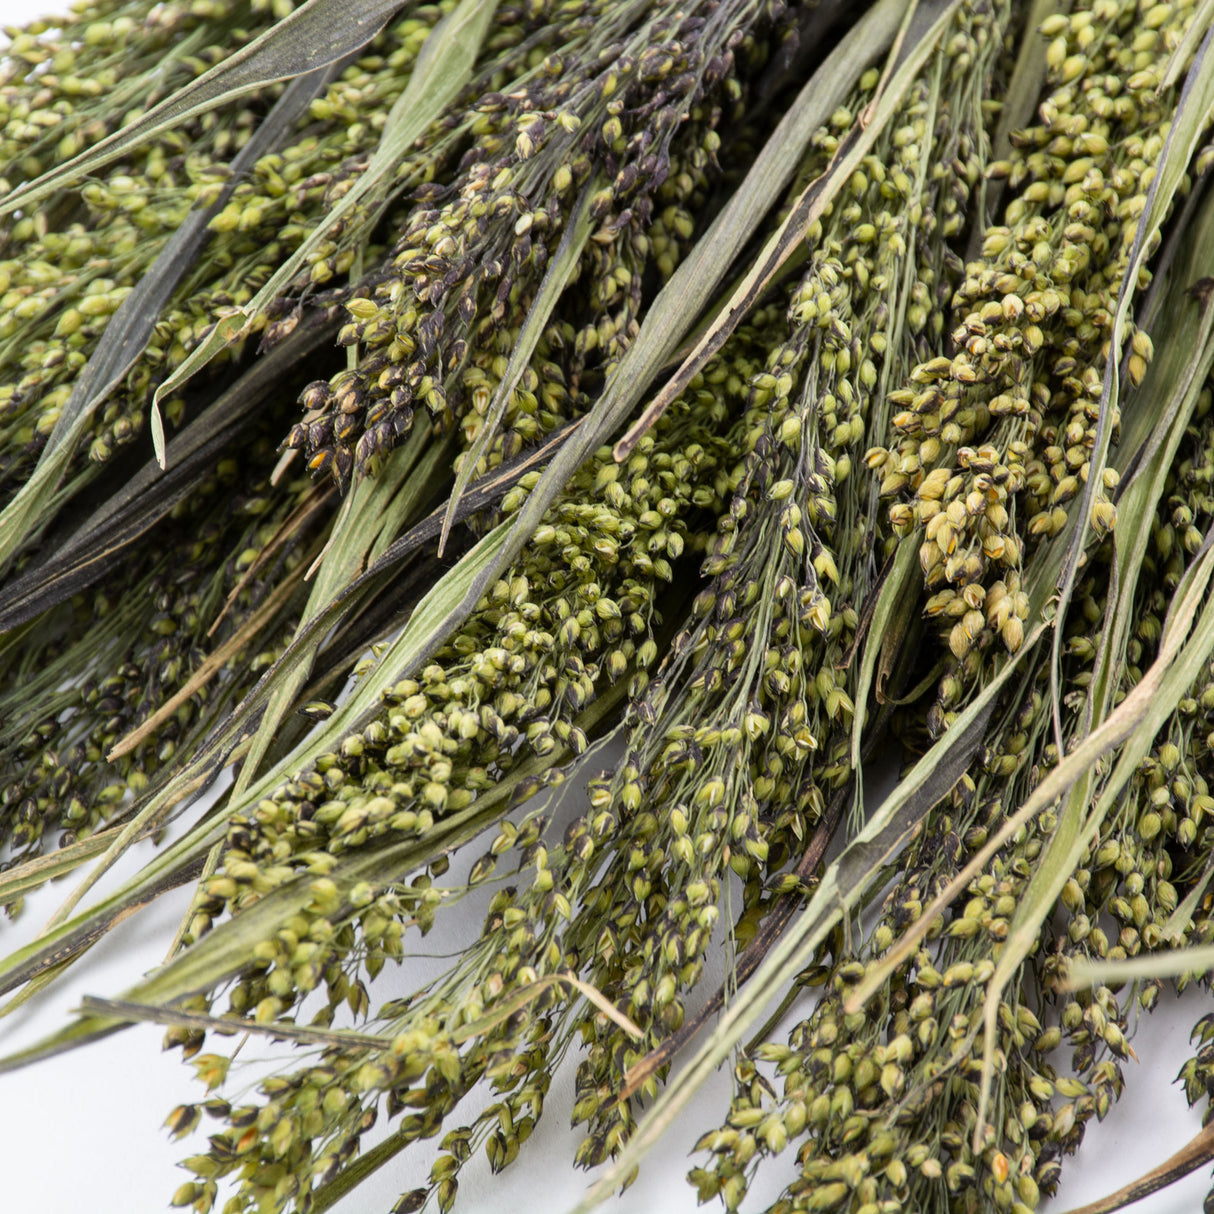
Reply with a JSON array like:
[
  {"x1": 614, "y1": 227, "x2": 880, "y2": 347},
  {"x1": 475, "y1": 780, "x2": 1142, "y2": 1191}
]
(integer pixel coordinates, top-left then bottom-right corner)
[
  {"x1": 2, "y1": 0, "x2": 1213, "y2": 1211},
  {"x1": 2, "y1": 0, "x2": 62, "y2": 29}
]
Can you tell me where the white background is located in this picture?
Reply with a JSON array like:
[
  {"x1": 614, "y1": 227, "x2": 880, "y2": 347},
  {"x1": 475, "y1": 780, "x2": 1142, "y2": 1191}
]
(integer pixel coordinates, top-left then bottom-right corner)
[{"x1": 2, "y1": 1, "x2": 1212, "y2": 1211}]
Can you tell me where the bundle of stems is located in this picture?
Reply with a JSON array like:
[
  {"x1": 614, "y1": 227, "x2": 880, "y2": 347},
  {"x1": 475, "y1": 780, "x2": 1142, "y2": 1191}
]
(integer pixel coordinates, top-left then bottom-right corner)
[{"x1": 4, "y1": 0, "x2": 1214, "y2": 1211}]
